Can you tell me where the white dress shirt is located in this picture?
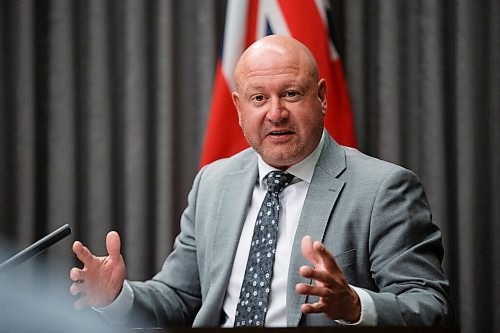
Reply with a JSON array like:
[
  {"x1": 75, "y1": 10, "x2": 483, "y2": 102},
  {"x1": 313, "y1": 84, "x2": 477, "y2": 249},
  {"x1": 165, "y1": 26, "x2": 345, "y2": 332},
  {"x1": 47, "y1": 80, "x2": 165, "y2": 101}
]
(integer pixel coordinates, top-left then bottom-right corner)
[
  {"x1": 220, "y1": 138, "x2": 322, "y2": 327},
  {"x1": 98, "y1": 132, "x2": 377, "y2": 327}
]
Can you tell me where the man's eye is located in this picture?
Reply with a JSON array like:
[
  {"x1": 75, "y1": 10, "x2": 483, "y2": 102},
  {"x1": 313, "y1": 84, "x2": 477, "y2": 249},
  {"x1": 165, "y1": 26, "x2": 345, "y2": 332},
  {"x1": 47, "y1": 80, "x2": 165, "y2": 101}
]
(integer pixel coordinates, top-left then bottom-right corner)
[
  {"x1": 251, "y1": 95, "x2": 265, "y2": 102},
  {"x1": 284, "y1": 91, "x2": 299, "y2": 98}
]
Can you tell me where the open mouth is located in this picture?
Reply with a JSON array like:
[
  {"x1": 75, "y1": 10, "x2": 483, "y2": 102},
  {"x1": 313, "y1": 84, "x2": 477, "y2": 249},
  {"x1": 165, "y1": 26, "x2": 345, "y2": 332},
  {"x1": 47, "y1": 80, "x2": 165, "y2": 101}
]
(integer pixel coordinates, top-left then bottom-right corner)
[{"x1": 268, "y1": 130, "x2": 294, "y2": 136}]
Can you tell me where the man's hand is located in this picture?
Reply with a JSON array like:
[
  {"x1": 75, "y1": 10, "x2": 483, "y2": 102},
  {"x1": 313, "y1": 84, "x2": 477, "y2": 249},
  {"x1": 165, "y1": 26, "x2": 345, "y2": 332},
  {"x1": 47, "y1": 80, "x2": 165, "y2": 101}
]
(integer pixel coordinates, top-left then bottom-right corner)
[
  {"x1": 69, "y1": 231, "x2": 126, "y2": 310},
  {"x1": 295, "y1": 235, "x2": 361, "y2": 323}
]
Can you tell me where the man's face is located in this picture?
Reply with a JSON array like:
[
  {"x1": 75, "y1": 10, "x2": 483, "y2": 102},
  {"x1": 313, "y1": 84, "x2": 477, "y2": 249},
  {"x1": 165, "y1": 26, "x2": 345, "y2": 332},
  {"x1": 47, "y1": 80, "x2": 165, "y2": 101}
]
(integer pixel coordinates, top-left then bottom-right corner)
[{"x1": 232, "y1": 49, "x2": 327, "y2": 169}]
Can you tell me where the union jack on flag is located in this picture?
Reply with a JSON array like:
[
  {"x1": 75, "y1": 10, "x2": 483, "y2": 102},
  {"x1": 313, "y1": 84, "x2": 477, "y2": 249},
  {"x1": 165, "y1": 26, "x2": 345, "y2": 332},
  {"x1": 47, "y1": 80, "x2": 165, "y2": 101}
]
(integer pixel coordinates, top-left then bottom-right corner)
[{"x1": 200, "y1": 0, "x2": 357, "y2": 167}]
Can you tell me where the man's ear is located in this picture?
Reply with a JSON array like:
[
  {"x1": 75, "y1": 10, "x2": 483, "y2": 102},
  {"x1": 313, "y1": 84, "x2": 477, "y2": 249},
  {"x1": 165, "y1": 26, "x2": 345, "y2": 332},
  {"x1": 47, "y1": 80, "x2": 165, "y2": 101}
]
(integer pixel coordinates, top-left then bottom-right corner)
[
  {"x1": 232, "y1": 92, "x2": 243, "y2": 127},
  {"x1": 317, "y1": 79, "x2": 327, "y2": 116}
]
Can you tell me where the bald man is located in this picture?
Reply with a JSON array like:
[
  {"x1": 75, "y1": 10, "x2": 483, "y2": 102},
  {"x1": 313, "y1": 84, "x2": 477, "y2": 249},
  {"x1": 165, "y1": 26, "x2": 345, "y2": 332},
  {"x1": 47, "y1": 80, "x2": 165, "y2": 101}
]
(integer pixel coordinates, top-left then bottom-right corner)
[{"x1": 70, "y1": 35, "x2": 452, "y2": 327}]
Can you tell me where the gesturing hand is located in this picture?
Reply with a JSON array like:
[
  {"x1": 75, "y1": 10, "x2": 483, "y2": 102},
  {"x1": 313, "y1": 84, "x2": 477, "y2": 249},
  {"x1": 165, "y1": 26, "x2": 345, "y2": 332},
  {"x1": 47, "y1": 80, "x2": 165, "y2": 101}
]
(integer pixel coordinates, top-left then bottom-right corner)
[
  {"x1": 295, "y1": 235, "x2": 361, "y2": 323},
  {"x1": 69, "y1": 231, "x2": 126, "y2": 310}
]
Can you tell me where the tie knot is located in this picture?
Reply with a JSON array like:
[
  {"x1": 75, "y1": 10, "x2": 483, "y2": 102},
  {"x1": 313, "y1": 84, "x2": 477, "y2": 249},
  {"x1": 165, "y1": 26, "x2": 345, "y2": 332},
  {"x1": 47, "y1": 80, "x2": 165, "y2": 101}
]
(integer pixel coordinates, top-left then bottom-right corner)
[{"x1": 266, "y1": 171, "x2": 294, "y2": 194}]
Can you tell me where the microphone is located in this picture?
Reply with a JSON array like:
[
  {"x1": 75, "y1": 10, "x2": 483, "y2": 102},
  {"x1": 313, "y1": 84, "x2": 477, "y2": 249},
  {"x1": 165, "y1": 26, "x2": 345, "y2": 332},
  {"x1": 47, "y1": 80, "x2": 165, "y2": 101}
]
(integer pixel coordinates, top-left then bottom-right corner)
[{"x1": 0, "y1": 224, "x2": 72, "y2": 277}]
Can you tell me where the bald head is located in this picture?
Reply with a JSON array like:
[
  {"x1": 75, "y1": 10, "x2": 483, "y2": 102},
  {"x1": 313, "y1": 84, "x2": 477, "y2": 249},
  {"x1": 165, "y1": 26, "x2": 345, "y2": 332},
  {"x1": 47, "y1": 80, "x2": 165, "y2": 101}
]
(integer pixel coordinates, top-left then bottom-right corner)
[
  {"x1": 231, "y1": 34, "x2": 327, "y2": 169},
  {"x1": 234, "y1": 35, "x2": 319, "y2": 92}
]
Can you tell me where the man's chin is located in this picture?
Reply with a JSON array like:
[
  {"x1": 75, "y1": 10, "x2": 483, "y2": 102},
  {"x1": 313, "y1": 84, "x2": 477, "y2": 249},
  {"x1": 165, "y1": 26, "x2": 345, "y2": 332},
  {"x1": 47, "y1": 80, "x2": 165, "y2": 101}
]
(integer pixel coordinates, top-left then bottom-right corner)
[{"x1": 259, "y1": 150, "x2": 302, "y2": 170}]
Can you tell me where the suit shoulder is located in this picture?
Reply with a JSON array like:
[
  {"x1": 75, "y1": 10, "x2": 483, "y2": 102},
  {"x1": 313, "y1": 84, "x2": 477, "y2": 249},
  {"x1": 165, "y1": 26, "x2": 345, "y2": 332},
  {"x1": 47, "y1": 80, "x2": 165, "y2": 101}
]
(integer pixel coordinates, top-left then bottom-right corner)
[
  {"x1": 342, "y1": 146, "x2": 420, "y2": 181},
  {"x1": 199, "y1": 148, "x2": 256, "y2": 178}
]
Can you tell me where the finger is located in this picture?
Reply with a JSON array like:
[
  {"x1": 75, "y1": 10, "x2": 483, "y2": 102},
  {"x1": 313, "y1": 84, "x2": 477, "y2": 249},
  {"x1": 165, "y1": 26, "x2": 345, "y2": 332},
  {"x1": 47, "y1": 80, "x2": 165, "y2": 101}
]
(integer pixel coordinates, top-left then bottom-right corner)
[
  {"x1": 300, "y1": 302, "x2": 327, "y2": 315},
  {"x1": 106, "y1": 231, "x2": 121, "y2": 258},
  {"x1": 299, "y1": 265, "x2": 314, "y2": 278},
  {"x1": 72, "y1": 240, "x2": 82, "y2": 254},
  {"x1": 299, "y1": 265, "x2": 336, "y2": 286},
  {"x1": 74, "y1": 296, "x2": 89, "y2": 311},
  {"x1": 296, "y1": 282, "x2": 314, "y2": 295},
  {"x1": 295, "y1": 282, "x2": 331, "y2": 298},
  {"x1": 301, "y1": 236, "x2": 341, "y2": 274},
  {"x1": 300, "y1": 263, "x2": 343, "y2": 285},
  {"x1": 70, "y1": 282, "x2": 84, "y2": 296},
  {"x1": 312, "y1": 240, "x2": 341, "y2": 274},
  {"x1": 301, "y1": 235, "x2": 322, "y2": 266},
  {"x1": 70, "y1": 267, "x2": 83, "y2": 282},
  {"x1": 72, "y1": 241, "x2": 95, "y2": 266}
]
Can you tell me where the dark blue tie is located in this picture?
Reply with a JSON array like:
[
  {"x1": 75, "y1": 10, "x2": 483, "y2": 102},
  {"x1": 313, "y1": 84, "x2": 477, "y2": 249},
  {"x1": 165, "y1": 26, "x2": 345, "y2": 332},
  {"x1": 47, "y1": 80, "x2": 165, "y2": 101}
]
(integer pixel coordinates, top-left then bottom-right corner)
[{"x1": 234, "y1": 171, "x2": 294, "y2": 327}]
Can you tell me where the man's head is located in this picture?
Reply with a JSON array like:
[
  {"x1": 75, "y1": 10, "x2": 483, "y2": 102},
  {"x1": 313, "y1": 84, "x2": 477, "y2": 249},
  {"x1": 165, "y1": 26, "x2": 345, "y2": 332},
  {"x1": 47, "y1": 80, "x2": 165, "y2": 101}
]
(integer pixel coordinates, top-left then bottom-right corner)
[{"x1": 232, "y1": 35, "x2": 327, "y2": 170}]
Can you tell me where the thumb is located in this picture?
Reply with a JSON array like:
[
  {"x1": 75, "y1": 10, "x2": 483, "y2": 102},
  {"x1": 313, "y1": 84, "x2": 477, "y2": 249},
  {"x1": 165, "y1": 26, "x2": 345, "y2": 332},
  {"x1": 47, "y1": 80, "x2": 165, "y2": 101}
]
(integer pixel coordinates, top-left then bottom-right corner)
[
  {"x1": 106, "y1": 231, "x2": 122, "y2": 257},
  {"x1": 301, "y1": 235, "x2": 318, "y2": 265}
]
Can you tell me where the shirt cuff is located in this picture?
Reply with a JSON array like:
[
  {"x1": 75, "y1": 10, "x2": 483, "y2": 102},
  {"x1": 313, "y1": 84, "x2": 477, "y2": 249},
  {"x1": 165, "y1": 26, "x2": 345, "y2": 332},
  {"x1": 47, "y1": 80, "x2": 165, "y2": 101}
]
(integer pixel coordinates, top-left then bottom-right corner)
[
  {"x1": 335, "y1": 285, "x2": 378, "y2": 326},
  {"x1": 92, "y1": 280, "x2": 134, "y2": 325}
]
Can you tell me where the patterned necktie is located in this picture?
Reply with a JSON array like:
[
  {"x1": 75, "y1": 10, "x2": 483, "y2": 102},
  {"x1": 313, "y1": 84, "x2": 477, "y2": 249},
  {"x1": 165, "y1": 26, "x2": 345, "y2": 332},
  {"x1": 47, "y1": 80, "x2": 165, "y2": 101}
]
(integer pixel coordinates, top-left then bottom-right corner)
[{"x1": 234, "y1": 170, "x2": 294, "y2": 327}]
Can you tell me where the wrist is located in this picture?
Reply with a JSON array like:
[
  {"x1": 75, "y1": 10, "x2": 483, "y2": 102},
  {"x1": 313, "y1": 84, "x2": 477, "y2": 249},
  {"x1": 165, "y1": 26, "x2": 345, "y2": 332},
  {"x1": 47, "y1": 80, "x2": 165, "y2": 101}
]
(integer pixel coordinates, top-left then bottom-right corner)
[{"x1": 344, "y1": 287, "x2": 361, "y2": 323}]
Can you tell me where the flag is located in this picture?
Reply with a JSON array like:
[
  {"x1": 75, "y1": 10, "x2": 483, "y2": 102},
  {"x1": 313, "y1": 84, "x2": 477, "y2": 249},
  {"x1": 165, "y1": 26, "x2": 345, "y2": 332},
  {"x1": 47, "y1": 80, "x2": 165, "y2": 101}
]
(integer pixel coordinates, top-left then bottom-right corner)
[{"x1": 200, "y1": 0, "x2": 357, "y2": 167}]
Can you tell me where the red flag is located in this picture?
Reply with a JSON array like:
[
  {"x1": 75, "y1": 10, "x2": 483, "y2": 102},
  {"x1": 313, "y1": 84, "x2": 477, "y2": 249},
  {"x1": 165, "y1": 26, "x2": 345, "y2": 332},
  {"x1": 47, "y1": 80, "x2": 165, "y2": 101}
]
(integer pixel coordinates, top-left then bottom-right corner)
[{"x1": 200, "y1": 0, "x2": 357, "y2": 167}]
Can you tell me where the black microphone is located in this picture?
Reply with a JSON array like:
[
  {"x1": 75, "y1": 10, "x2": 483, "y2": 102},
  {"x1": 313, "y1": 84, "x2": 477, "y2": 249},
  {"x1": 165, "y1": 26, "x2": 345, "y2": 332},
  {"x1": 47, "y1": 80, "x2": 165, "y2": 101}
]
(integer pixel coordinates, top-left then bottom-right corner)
[{"x1": 0, "y1": 224, "x2": 72, "y2": 277}]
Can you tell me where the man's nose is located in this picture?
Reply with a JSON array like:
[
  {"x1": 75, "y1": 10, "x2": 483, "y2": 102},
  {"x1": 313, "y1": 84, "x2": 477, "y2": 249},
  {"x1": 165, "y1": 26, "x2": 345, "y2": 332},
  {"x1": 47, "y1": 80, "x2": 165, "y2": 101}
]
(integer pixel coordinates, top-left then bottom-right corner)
[{"x1": 266, "y1": 98, "x2": 288, "y2": 123}]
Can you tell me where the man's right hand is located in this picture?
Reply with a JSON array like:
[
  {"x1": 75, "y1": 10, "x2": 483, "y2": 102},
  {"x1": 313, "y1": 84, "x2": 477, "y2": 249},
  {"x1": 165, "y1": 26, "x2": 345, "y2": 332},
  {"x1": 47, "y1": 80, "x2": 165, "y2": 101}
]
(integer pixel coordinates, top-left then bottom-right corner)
[{"x1": 70, "y1": 231, "x2": 126, "y2": 310}]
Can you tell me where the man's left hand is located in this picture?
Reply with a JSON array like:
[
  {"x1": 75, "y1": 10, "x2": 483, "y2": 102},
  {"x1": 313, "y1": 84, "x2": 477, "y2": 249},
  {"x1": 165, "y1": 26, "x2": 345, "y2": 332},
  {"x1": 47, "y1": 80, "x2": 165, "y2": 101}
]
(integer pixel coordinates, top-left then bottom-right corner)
[{"x1": 295, "y1": 235, "x2": 361, "y2": 323}]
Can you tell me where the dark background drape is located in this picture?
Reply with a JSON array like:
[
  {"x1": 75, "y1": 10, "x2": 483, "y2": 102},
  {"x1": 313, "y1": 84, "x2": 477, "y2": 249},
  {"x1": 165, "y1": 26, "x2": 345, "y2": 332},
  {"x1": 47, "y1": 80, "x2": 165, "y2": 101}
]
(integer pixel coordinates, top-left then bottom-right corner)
[{"x1": 0, "y1": 1, "x2": 498, "y2": 332}]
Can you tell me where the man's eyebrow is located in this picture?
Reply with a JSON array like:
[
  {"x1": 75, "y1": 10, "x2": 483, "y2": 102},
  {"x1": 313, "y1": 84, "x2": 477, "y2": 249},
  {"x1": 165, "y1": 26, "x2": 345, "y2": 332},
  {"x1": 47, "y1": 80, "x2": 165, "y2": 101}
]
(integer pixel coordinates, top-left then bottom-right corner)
[{"x1": 242, "y1": 85, "x2": 266, "y2": 94}]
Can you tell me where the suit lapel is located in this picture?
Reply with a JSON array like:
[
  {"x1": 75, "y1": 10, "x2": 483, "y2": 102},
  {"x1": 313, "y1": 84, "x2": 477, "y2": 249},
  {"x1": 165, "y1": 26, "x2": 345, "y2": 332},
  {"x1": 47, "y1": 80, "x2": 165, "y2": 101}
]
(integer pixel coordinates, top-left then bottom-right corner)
[
  {"x1": 208, "y1": 154, "x2": 258, "y2": 314},
  {"x1": 287, "y1": 135, "x2": 347, "y2": 326}
]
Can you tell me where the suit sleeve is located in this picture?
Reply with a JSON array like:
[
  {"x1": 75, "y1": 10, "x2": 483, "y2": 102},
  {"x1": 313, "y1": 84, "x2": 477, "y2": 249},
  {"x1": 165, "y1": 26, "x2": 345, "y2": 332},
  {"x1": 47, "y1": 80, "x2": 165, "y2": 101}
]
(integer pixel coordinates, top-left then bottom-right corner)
[
  {"x1": 124, "y1": 167, "x2": 206, "y2": 327},
  {"x1": 363, "y1": 168, "x2": 453, "y2": 326}
]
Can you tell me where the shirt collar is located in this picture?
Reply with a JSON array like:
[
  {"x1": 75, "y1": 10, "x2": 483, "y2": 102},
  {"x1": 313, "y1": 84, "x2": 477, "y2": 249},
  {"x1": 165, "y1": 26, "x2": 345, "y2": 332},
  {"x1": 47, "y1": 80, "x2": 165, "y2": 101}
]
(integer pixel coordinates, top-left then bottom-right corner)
[{"x1": 257, "y1": 131, "x2": 325, "y2": 186}]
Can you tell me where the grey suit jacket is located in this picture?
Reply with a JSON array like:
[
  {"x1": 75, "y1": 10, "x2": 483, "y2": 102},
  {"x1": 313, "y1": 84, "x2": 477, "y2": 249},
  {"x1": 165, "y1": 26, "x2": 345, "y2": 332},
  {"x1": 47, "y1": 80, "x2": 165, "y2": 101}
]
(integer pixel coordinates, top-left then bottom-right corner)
[{"x1": 127, "y1": 133, "x2": 452, "y2": 327}]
